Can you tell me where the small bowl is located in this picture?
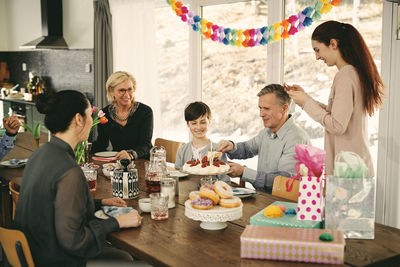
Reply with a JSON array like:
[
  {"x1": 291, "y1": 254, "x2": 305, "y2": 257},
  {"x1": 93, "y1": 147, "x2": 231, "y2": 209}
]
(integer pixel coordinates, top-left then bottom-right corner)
[
  {"x1": 138, "y1": 198, "x2": 151, "y2": 213},
  {"x1": 102, "y1": 163, "x2": 119, "y2": 177},
  {"x1": 81, "y1": 163, "x2": 100, "y2": 170}
]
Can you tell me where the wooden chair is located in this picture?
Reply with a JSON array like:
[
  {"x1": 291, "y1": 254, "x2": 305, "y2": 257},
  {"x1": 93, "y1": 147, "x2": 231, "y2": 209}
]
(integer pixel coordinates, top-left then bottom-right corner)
[
  {"x1": 272, "y1": 176, "x2": 300, "y2": 202},
  {"x1": 9, "y1": 181, "x2": 19, "y2": 220},
  {"x1": 154, "y1": 138, "x2": 183, "y2": 163},
  {"x1": 0, "y1": 227, "x2": 35, "y2": 267}
]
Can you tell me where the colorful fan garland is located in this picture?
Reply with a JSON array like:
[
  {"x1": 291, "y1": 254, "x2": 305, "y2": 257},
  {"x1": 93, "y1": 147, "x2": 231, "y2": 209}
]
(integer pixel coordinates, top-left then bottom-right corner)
[{"x1": 167, "y1": 0, "x2": 342, "y2": 47}]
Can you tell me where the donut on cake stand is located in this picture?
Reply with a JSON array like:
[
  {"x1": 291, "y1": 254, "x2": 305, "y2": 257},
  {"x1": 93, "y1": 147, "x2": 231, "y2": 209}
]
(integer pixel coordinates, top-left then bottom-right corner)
[
  {"x1": 182, "y1": 161, "x2": 239, "y2": 230},
  {"x1": 184, "y1": 200, "x2": 243, "y2": 230}
]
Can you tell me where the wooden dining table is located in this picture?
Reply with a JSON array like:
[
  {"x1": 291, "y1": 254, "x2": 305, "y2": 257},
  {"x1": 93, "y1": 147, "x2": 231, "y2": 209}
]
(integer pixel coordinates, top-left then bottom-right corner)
[{"x1": 2, "y1": 132, "x2": 400, "y2": 267}]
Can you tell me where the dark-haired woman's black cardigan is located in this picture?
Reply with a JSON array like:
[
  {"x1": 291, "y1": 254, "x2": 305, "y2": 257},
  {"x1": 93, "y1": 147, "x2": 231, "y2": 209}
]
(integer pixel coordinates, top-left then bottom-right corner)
[
  {"x1": 13, "y1": 136, "x2": 119, "y2": 266},
  {"x1": 92, "y1": 102, "x2": 153, "y2": 160}
]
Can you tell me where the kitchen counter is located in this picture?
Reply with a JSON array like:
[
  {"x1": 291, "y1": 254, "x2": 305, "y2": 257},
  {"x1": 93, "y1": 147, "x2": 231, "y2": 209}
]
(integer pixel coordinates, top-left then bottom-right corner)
[{"x1": 0, "y1": 97, "x2": 36, "y2": 106}]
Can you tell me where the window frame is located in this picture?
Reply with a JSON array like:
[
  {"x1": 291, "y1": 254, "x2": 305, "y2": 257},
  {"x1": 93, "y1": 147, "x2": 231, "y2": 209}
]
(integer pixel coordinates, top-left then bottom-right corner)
[
  {"x1": 156, "y1": 0, "x2": 284, "y2": 97},
  {"x1": 156, "y1": 2, "x2": 388, "y2": 224}
]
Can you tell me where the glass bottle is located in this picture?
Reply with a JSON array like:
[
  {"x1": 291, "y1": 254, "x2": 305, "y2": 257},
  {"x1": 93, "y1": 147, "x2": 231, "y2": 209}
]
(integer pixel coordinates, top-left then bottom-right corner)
[{"x1": 145, "y1": 146, "x2": 167, "y2": 193}]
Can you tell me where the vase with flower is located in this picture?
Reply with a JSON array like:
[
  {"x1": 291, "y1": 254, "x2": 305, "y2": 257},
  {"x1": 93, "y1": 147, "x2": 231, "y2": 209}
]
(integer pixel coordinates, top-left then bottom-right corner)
[
  {"x1": 74, "y1": 106, "x2": 108, "y2": 165},
  {"x1": 21, "y1": 122, "x2": 41, "y2": 148}
]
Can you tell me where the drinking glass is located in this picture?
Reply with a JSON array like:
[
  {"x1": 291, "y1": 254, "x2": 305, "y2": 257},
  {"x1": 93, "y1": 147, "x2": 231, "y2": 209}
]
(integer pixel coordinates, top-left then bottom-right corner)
[
  {"x1": 83, "y1": 168, "x2": 97, "y2": 192},
  {"x1": 145, "y1": 160, "x2": 161, "y2": 193},
  {"x1": 160, "y1": 178, "x2": 176, "y2": 208},
  {"x1": 150, "y1": 193, "x2": 169, "y2": 220},
  {"x1": 200, "y1": 176, "x2": 216, "y2": 187}
]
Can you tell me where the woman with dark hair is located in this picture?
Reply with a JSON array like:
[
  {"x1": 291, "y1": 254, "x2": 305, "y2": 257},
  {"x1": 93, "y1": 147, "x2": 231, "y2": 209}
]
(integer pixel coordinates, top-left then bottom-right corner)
[
  {"x1": 92, "y1": 71, "x2": 153, "y2": 160},
  {"x1": 13, "y1": 90, "x2": 142, "y2": 266},
  {"x1": 285, "y1": 20, "x2": 384, "y2": 177}
]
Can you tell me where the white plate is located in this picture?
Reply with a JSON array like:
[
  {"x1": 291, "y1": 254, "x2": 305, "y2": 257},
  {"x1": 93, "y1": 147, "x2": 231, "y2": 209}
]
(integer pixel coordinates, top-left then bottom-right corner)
[
  {"x1": 0, "y1": 160, "x2": 26, "y2": 168},
  {"x1": 232, "y1": 187, "x2": 257, "y2": 198},
  {"x1": 94, "y1": 210, "x2": 110, "y2": 220},
  {"x1": 94, "y1": 151, "x2": 118, "y2": 157},
  {"x1": 168, "y1": 170, "x2": 188, "y2": 178},
  {"x1": 181, "y1": 169, "x2": 231, "y2": 176}
]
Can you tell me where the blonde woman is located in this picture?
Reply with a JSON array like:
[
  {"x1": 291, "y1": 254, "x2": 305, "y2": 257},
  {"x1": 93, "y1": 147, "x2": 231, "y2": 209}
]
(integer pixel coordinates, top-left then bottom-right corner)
[{"x1": 92, "y1": 71, "x2": 153, "y2": 160}]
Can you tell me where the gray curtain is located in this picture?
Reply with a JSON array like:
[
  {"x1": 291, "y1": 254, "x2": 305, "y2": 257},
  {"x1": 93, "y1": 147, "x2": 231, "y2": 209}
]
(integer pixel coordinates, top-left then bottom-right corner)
[{"x1": 93, "y1": 0, "x2": 113, "y2": 108}]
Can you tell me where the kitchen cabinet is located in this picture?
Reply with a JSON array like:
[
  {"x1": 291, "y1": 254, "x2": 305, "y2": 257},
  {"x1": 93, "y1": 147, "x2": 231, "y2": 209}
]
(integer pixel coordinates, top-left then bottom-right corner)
[
  {"x1": 25, "y1": 105, "x2": 46, "y2": 132},
  {"x1": 0, "y1": 98, "x2": 46, "y2": 132},
  {"x1": 2, "y1": 101, "x2": 11, "y2": 117}
]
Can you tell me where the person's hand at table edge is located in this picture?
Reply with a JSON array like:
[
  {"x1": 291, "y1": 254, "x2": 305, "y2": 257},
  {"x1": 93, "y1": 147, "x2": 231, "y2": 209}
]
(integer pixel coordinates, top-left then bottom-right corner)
[
  {"x1": 115, "y1": 211, "x2": 142, "y2": 228},
  {"x1": 3, "y1": 115, "x2": 21, "y2": 136},
  {"x1": 101, "y1": 197, "x2": 127, "y2": 207},
  {"x1": 115, "y1": 150, "x2": 131, "y2": 160}
]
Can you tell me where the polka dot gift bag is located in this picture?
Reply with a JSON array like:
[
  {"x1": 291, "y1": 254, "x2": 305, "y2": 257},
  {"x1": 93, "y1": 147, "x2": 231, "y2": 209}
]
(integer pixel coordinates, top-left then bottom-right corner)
[{"x1": 292, "y1": 144, "x2": 326, "y2": 222}]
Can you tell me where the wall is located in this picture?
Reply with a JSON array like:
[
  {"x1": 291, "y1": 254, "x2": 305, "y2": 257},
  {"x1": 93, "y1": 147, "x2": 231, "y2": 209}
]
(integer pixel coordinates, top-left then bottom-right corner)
[
  {"x1": 63, "y1": 0, "x2": 94, "y2": 49},
  {"x1": 0, "y1": 50, "x2": 94, "y2": 95},
  {"x1": 377, "y1": 2, "x2": 400, "y2": 229},
  {"x1": 0, "y1": 0, "x2": 93, "y2": 51},
  {"x1": 0, "y1": 0, "x2": 7, "y2": 50}
]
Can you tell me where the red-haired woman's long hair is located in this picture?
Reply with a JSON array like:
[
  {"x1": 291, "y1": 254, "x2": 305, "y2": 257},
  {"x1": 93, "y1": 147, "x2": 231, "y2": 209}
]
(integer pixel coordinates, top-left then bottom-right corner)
[{"x1": 312, "y1": 21, "x2": 384, "y2": 116}]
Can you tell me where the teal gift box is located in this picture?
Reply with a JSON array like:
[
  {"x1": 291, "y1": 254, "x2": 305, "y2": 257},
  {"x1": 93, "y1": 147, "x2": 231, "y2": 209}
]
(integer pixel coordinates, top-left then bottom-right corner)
[{"x1": 250, "y1": 201, "x2": 322, "y2": 229}]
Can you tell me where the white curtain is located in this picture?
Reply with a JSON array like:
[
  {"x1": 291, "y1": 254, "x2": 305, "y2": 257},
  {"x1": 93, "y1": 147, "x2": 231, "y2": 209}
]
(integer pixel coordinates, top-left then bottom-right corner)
[{"x1": 109, "y1": 0, "x2": 160, "y2": 139}]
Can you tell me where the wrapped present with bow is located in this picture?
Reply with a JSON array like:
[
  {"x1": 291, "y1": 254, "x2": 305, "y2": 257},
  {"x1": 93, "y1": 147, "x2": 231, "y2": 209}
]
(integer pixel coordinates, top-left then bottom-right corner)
[
  {"x1": 325, "y1": 151, "x2": 375, "y2": 239},
  {"x1": 240, "y1": 225, "x2": 345, "y2": 265},
  {"x1": 287, "y1": 144, "x2": 326, "y2": 222}
]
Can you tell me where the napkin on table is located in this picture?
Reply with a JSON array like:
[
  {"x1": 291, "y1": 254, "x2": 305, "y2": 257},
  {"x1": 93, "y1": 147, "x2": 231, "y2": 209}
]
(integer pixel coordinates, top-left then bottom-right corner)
[{"x1": 102, "y1": 206, "x2": 136, "y2": 217}]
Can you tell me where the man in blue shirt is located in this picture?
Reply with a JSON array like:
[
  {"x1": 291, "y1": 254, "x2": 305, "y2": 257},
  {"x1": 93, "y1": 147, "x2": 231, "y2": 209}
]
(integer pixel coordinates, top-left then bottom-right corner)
[
  {"x1": 218, "y1": 84, "x2": 310, "y2": 193},
  {"x1": 0, "y1": 115, "x2": 21, "y2": 160}
]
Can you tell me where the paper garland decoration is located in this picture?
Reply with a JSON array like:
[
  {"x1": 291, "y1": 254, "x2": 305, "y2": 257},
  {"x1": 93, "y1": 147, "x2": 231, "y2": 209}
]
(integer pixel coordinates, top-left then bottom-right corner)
[{"x1": 167, "y1": 0, "x2": 342, "y2": 47}]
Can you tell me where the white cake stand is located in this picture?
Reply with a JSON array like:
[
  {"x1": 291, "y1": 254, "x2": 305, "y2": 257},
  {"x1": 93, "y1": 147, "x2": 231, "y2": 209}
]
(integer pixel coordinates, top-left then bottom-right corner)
[{"x1": 184, "y1": 200, "x2": 243, "y2": 230}]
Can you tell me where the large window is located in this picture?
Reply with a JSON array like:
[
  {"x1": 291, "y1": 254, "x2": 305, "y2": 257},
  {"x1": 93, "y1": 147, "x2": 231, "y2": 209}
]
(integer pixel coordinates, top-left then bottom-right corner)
[
  {"x1": 202, "y1": 1, "x2": 267, "y2": 142},
  {"x1": 154, "y1": 0, "x2": 383, "y2": 173},
  {"x1": 202, "y1": 1, "x2": 268, "y2": 170},
  {"x1": 155, "y1": 6, "x2": 190, "y2": 142}
]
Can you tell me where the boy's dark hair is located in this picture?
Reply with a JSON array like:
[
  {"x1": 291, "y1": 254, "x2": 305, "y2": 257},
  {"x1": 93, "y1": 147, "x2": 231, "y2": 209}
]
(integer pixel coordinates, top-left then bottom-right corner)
[{"x1": 184, "y1": 101, "x2": 211, "y2": 122}]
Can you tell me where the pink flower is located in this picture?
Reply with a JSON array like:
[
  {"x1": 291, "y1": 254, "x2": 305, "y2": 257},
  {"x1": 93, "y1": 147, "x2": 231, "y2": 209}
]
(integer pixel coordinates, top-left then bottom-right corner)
[
  {"x1": 98, "y1": 110, "x2": 105, "y2": 117},
  {"x1": 92, "y1": 106, "x2": 97, "y2": 113}
]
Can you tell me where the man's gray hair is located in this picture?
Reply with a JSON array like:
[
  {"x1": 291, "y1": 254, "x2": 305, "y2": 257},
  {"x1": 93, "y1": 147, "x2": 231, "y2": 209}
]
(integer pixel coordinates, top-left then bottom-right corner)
[{"x1": 257, "y1": 84, "x2": 291, "y2": 106}]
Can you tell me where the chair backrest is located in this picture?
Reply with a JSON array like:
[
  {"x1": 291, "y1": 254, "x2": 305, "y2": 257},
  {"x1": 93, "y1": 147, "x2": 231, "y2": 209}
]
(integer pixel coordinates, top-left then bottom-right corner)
[
  {"x1": 272, "y1": 176, "x2": 299, "y2": 202},
  {"x1": 0, "y1": 227, "x2": 35, "y2": 267},
  {"x1": 9, "y1": 181, "x2": 19, "y2": 220},
  {"x1": 154, "y1": 138, "x2": 183, "y2": 163}
]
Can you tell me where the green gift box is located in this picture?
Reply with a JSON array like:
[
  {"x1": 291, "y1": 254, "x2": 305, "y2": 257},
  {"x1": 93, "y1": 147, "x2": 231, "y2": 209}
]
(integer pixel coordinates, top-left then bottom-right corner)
[{"x1": 250, "y1": 201, "x2": 322, "y2": 229}]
